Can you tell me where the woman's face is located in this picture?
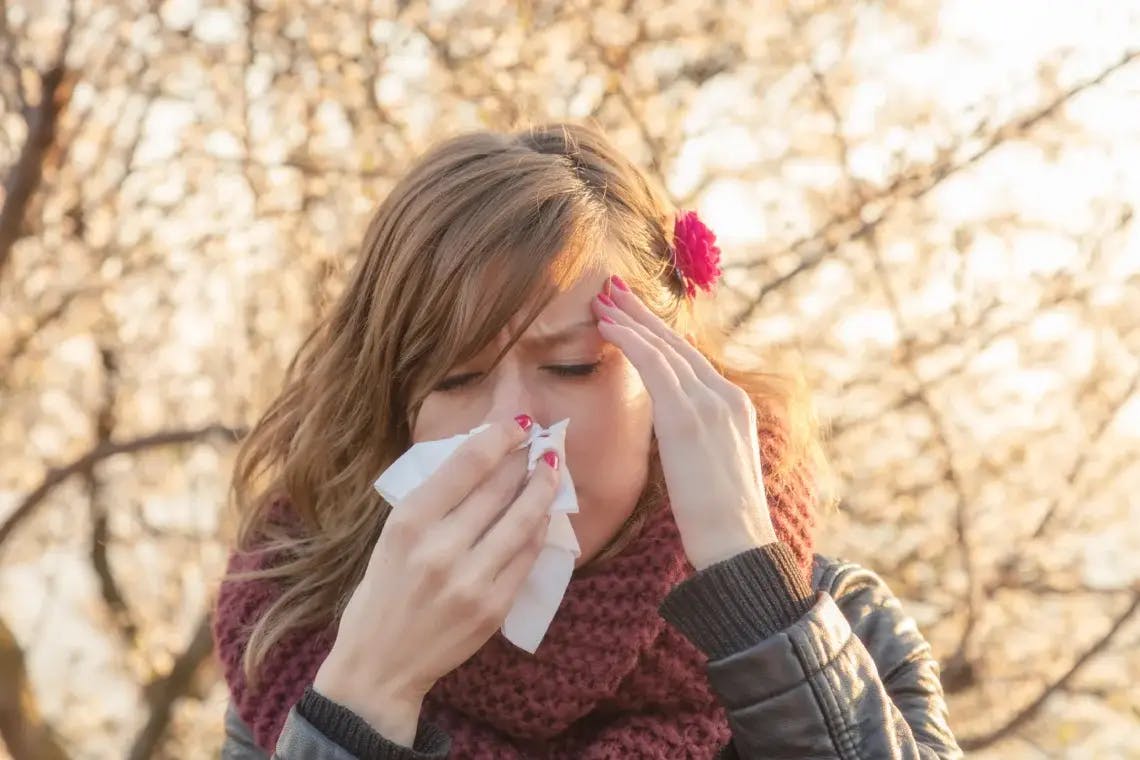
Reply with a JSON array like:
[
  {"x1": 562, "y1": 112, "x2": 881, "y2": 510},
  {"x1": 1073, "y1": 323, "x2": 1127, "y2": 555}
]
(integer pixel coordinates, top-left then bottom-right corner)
[{"x1": 413, "y1": 270, "x2": 654, "y2": 567}]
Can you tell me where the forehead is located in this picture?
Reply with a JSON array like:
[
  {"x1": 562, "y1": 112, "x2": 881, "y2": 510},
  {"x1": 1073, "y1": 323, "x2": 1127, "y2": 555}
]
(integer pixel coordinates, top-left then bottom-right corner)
[{"x1": 520, "y1": 268, "x2": 611, "y2": 337}]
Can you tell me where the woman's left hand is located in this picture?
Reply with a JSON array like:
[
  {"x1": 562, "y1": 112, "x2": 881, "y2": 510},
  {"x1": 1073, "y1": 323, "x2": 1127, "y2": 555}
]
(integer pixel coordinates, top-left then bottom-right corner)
[{"x1": 593, "y1": 275, "x2": 778, "y2": 570}]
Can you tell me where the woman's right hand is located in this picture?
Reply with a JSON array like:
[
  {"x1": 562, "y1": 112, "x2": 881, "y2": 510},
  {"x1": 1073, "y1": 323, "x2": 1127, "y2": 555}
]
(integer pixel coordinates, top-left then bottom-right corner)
[{"x1": 312, "y1": 414, "x2": 558, "y2": 745}]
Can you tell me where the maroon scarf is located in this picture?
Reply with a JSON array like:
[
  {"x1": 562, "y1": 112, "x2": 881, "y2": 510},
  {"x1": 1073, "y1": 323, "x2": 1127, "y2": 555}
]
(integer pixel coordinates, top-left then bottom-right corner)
[{"x1": 215, "y1": 433, "x2": 815, "y2": 757}]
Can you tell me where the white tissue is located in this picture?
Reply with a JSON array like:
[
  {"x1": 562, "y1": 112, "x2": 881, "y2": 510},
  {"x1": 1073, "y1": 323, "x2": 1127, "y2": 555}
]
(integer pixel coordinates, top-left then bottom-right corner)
[{"x1": 373, "y1": 419, "x2": 580, "y2": 653}]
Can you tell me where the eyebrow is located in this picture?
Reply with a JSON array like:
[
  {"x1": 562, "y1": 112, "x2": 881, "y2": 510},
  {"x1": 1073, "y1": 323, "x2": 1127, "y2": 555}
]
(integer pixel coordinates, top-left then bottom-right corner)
[{"x1": 517, "y1": 318, "x2": 600, "y2": 349}]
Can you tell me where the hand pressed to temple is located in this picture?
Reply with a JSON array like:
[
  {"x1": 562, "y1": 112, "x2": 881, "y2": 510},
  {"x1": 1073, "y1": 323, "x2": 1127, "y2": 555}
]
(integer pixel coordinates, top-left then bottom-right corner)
[{"x1": 593, "y1": 275, "x2": 779, "y2": 571}]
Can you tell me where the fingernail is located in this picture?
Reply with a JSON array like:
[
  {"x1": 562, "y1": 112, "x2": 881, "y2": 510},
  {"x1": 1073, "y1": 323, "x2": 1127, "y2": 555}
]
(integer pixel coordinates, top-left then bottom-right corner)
[
  {"x1": 515, "y1": 414, "x2": 533, "y2": 431},
  {"x1": 599, "y1": 315, "x2": 615, "y2": 324},
  {"x1": 541, "y1": 450, "x2": 559, "y2": 469},
  {"x1": 597, "y1": 292, "x2": 615, "y2": 307},
  {"x1": 611, "y1": 275, "x2": 629, "y2": 292}
]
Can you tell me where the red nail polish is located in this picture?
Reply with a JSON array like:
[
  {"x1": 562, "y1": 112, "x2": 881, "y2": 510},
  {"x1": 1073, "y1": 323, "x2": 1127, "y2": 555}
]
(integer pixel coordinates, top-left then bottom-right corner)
[
  {"x1": 541, "y1": 450, "x2": 559, "y2": 469},
  {"x1": 515, "y1": 414, "x2": 533, "y2": 431},
  {"x1": 599, "y1": 315, "x2": 615, "y2": 324},
  {"x1": 611, "y1": 275, "x2": 629, "y2": 292},
  {"x1": 597, "y1": 292, "x2": 615, "y2": 307}
]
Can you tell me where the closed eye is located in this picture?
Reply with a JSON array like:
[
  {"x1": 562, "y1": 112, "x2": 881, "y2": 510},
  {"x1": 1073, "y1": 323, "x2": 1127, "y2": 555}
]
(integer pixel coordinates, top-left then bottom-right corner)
[
  {"x1": 435, "y1": 361, "x2": 601, "y2": 392},
  {"x1": 435, "y1": 372, "x2": 482, "y2": 392},
  {"x1": 544, "y1": 362, "x2": 601, "y2": 378}
]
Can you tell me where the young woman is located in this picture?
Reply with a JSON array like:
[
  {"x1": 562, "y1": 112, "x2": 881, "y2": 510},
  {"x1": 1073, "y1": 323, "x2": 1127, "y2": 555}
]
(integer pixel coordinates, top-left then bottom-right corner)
[{"x1": 214, "y1": 122, "x2": 961, "y2": 759}]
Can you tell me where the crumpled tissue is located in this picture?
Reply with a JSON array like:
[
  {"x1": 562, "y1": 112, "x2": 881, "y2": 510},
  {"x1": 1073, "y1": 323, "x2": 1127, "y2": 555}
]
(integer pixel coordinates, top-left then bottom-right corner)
[{"x1": 373, "y1": 419, "x2": 579, "y2": 653}]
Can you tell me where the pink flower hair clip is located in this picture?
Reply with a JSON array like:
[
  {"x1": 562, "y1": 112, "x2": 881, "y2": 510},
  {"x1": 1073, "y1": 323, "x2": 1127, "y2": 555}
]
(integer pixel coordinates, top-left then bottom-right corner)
[{"x1": 671, "y1": 210, "x2": 722, "y2": 298}]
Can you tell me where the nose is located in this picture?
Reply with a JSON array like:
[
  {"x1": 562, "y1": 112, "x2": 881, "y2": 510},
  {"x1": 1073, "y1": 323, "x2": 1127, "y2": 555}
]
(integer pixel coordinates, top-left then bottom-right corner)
[{"x1": 486, "y1": 361, "x2": 541, "y2": 425}]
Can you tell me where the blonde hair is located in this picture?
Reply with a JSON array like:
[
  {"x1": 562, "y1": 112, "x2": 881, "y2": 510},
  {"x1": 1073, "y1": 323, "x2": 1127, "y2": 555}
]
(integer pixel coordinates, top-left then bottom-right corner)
[{"x1": 228, "y1": 121, "x2": 833, "y2": 679}]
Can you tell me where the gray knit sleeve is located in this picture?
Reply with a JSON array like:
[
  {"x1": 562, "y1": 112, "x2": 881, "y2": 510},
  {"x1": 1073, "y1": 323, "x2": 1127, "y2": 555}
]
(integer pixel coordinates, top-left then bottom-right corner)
[{"x1": 658, "y1": 542, "x2": 815, "y2": 659}]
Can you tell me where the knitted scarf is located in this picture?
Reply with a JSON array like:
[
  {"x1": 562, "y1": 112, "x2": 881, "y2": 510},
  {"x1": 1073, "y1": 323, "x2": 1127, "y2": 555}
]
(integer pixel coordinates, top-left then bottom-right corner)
[{"x1": 214, "y1": 434, "x2": 815, "y2": 758}]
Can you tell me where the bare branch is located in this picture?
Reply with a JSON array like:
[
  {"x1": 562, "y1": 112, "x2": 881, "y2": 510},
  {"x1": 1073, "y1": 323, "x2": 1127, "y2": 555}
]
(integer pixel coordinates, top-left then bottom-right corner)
[
  {"x1": 0, "y1": 0, "x2": 78, "y2": 279},
  {"x1": 727, "y1": 47, "x2": 1140, "y2": 332},
  {"x1": 0, "y1": 615, "x2": 70, "y2": 760},
  {"x1": 86, "y1": 346, "x2": 139, "y2": 649},
  {"x1": 0, "y1": 0, "x2": 29, "y2": 110},
  {"x1": 0, "y1": 286, "x2": 96, "y2": 375},
  {"x1": 126, "y1": 615, "x2": 214, "y2": 760},
  {"x1": 612, "y1": 78, "x2": 671, "y2": 196},
  {"x1": 0, "y1": 425, "x2": 248, "y2": 551},
  {"x1": 1030, "y1": 364, "x2": 1140, "y2": 538},
  {"x1": 959, "y1": 591, "x2": 1140, "y2": 751},
  {"x1": 986, "y1": 577, "x2": 1138, "y2": 597},
  {"x1": 864, "y1": 230, "x2": 983, "y2": 678},
  {"x1": 829, "y1": 280, "x2": 1098, "y2": 440},
  {"x1": 0, "y1": 62, "x2": 75, "y2": 278}
]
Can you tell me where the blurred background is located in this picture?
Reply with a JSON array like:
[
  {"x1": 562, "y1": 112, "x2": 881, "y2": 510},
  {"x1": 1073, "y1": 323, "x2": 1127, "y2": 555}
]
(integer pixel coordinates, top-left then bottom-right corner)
[{"x1": 2, "y1": 0, "x2": 1139, "y2": 757}]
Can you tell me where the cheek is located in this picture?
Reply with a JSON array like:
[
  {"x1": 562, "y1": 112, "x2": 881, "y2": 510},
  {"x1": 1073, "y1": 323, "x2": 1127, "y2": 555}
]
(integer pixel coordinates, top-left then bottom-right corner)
[
  {"x1": 564, "y1": 359, "x2": 652, "y2": 509},
  {"x1": 412, "y1": 392, "x2": 485, "y2": 443},
  {"x1": 411, "y1": 396, "x2": 449, "y2": 443}
]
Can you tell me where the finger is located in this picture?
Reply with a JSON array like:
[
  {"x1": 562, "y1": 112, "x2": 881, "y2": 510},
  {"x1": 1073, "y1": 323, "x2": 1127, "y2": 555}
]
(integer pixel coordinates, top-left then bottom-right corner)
[
  {"x1": 471, "y1": 454, "x2": 559, "y2": 579},
  {"x1": 488, "y1": 513, "x2": 548, "y2": 603},
  {"x1": 592, "y1": 291, "x2": 697, "y2": 401},
  {"x1": 606, "y1": 277, "x2": 734, "y2": 393},
  {"x1": 446, "y1": 450, "x2": 529, "y2": 547},
  {"x1": 402, "y1": 415, "x2": 531, "y2": 523},
  {"x1": 597, "y1": 296, "x2": 703, "y2": 393},
  {"x1": 594, "y1": 315, "x2": 687, "y2": 405}
]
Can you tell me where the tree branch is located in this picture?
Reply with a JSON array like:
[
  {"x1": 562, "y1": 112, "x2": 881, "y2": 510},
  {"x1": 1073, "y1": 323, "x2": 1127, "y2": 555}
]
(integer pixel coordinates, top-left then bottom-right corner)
[
  {"x1": 86, "y1": 345, "x2": 139, "y2": 649},
  {"x1": 0, "y1": 615, "x2": 70, "y2": 760},
  {"x1": 0, "y1": 425, "x2": 247, "y2": 551},
  {"x1": 863, "y1": 221, "x2": 982, "y2": 685},
  {"x1": 126, "y1": 614, "x2": 214, "y2": 760},
  {"x1": 1030, "y1": 363, "x2": 1140, "y2": 538},
  {"x1": 828, "y1": 276, "x2": 1099, "y2": 440},
  {"x1": 0, "y1": 62, "x2": 75, "y2": 278},
  {"x1": 1, "y1": 286, "x2": 95, "y2": 376},
  {"x1": 0, "y1": 0, "x2": 78, "y2": 280},
  {"x1": 726, "y1": 47, "x2": 1140, "y2": 332},
  {"x1": 959, "y1": 590, "x2": 1140, "y2": 751},
  {"x1": 0, "y1": 0, "x2": 29, "y2": 112}
]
